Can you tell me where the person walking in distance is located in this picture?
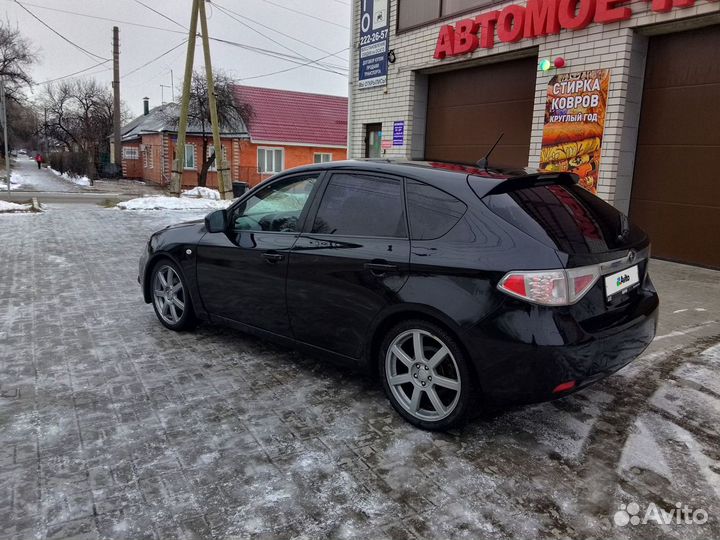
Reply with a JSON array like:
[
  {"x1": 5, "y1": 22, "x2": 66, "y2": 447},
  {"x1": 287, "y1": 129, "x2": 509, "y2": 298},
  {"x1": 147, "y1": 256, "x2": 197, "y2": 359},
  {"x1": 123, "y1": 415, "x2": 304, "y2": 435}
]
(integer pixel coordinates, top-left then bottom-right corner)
[{"x1": 35, "y1": 152, "x2": 43, "y2": 169}]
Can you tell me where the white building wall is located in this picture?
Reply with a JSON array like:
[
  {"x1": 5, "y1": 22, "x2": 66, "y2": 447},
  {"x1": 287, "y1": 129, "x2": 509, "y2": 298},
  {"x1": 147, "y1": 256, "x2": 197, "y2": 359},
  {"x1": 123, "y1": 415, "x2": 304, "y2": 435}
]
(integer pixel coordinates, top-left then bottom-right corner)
[{"x1": 348, "y1": 0, "x2": 720, "y2": 206}]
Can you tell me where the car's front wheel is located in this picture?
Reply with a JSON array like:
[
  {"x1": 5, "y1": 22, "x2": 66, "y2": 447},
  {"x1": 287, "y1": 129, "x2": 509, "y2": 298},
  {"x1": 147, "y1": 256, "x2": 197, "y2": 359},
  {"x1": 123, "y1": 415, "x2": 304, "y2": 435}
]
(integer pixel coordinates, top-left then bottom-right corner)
[
  {"x1": 380, "y1": 320, "x2": 477, "y2": 431},
  {"x1": 151, "y1": 260, "x2": 195, "y2": 331}
]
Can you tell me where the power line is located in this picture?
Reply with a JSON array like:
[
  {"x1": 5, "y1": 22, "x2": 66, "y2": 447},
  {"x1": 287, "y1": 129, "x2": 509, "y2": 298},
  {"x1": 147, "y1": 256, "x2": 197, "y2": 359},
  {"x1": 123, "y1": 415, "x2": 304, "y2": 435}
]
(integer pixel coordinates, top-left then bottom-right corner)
[
  {"x1": 122, "y1": 39, "x2": 189, "y2": 79},
  {"x1": 239, "y1": 47, "x2": 349, "y2": 82},
  {"x1": 212, "y1": 1, "x2": 348, "y2": 65},
  {"x1": 132, "y1": 0, "x2": 186, "y2": 30},
  {"x1": 258, "y1": 0, "x2": 350, "y2": 30},
  {"x1": 212, "y1": 3, "x2": 347, "y2": 73},
  {"x1": 2, "y1": 0, "x2": 187, "y2": 35},
  {"x1": 13, "y1": 0, "x2": 110, "y2": 62},
  {"x1": 33, "y1": 60, "x2": 112, "y2": 87}
]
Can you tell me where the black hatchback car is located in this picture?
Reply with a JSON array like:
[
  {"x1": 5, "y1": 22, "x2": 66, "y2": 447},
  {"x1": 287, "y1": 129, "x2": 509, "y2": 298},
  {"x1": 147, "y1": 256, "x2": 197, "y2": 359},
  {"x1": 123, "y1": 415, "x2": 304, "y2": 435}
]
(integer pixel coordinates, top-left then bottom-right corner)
[{"x1": 139, "y1": 160, "x2": 659, "y2": 430}]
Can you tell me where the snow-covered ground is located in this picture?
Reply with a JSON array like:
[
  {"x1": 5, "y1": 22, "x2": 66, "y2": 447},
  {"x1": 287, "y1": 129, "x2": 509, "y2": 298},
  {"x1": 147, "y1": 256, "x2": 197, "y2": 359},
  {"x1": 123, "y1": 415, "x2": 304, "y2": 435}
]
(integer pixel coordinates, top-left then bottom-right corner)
[
  {"x1": 49, "y1": 167, "x2": 92, "y2": 186},
  {"x1": 5, "y1": 158, "x2": 83, "y2": 192},
  {"x1": 0, "y1": 200, "x2": 32, "y2": 213},
  {"x1": 117, "y1": 187, "x2": 232, "y2": 210}
]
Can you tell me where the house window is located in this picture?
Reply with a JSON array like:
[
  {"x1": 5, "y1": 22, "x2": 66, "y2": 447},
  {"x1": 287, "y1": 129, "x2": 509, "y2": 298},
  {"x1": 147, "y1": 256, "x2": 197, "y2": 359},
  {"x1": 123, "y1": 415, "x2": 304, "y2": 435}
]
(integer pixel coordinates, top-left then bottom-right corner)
[
  {"x1": 143, "y1": 146, "x2": 153, "y2": 169},
  {"x1": 207, "y1": 144, "x2": 228, "y2": 172},
  {"x1": 258, "y1": 147, "x2": 284, "y2": 174},
  {"x1": 314, "y1": 153, "x2": 333, "y2": 164},
  {"x1": 184, "y1": 144, "x2": 195, "y2": 170},
  {"x1": 122, "y1": 147, "x2": 139, "y2": 160}
]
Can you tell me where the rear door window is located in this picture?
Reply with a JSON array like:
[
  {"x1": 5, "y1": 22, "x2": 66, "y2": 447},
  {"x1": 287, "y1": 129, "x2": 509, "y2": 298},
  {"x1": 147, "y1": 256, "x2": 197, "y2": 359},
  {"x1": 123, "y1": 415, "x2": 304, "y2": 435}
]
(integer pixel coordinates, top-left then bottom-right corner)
[
  {"x1": 406, "y1": 180, "x2": 467, "y2": 240},
  {"x1": 312, "y1": 173, "x2": 407, "y2": 237}
]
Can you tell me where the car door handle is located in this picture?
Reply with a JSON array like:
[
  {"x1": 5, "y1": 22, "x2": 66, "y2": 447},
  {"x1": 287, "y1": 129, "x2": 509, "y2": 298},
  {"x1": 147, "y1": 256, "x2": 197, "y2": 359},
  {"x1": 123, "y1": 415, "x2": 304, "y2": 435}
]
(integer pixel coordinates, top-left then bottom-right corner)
[
  {"x1": 364, "y1": 262, "x2": 398, "y2": 274},
  {"x1": 262, "y1": 251, "x2": 285, "y2": 264}
]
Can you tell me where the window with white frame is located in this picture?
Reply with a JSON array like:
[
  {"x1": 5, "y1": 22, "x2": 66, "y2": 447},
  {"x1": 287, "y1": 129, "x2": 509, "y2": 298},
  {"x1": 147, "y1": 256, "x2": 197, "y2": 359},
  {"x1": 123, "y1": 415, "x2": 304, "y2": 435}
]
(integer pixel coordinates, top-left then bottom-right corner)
[
  {"x1": 184, "y1": 144, "x2": 195, "y2": 170},
  {"x1": 258, "y1": 147, "x2": 284, "y2": 174},
  {"x1": 122, "y1": 147, "x2": 139, "y2": 160},
  {"x1": 207, "y1": 144, "x2": 227, "y2": 171},
  {"x1": 314, "y1": 153, "x2": 332, "y2": 164}
]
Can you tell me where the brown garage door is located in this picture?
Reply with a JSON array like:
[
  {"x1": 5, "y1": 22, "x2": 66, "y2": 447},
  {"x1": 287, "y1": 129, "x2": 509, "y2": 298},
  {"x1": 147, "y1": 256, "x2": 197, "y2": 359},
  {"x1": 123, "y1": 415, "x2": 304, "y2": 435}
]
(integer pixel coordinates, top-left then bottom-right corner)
[
  {"x1": 425, "y1": 56, "x2": 536, "y2": 167},
  {"x1": 629, "y1": 25, "x2": 720, "y2": 269}
]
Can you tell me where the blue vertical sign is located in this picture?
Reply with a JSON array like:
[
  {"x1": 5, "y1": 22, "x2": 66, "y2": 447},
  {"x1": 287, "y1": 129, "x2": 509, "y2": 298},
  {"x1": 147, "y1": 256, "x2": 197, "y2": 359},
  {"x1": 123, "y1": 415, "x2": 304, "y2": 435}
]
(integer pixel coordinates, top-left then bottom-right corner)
[
  {"x1": 393, "y1": 121, "x2": 404, "y2": 147},
  {"x1": 358, "y1": 0, "x2": 389, "y2": 89}
]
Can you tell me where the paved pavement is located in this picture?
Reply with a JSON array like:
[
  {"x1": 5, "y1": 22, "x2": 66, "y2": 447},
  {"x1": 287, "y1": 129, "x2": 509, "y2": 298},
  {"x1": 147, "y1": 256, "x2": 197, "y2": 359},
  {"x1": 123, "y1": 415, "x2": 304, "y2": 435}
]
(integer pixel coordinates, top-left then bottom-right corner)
[
  {"x1": 1, "y1": 205, "x2": 719, "y2": 539},
  {"x1": 1, "y1": 160, "x2": 163, "y2": 203}
]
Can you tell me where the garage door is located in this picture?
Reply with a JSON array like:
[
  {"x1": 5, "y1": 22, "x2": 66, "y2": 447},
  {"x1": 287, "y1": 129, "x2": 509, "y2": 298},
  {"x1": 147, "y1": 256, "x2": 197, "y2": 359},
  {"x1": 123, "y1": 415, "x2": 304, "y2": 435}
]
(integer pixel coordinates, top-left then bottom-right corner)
[
  {"x1": 425, "y1": 56, "x2": 536, "y2": 167},
  {"x1": 629, "y1": 25, "x2": 720, "y2": 269}
]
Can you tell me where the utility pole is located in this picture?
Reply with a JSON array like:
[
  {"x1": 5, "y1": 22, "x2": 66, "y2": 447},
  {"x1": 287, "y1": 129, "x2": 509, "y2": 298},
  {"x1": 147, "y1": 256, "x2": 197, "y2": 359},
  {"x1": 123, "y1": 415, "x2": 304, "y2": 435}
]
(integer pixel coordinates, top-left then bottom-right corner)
[
  {"x1": 1, "y1": 78, "x2": 10, "y2": 196},
  {"x1": 43, "y1": 108, "x2": 49, "y2": 157},
  {"x1": 171, "y1": 0, "x2": 232, "y2": 199},
  {"x1": 198, "y1": 0, "x2": 232, "y2": 199},
  {"x1": 171, "y1": 0, "x2": 200, "y2": 196},
  {"x1": 170, "y1": 70, "x2": 175, "y2": 102},
  {"x1": 112, "y1": 26, "x2": 122, "y2": 170}
]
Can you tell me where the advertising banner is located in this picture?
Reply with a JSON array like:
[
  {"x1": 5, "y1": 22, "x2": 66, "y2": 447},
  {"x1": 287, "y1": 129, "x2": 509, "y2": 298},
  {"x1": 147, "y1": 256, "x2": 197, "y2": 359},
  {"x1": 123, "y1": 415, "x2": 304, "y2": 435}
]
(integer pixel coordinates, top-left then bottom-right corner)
[
  {"x1": 393, "y1": 121, "x2": 404, "y2": 147},
  {"x1": 540, "y1": 69, "x2": 611, "y2": 194},
  {"x1": 358, "y1": 0, "x2": 389, "y2": 89}
]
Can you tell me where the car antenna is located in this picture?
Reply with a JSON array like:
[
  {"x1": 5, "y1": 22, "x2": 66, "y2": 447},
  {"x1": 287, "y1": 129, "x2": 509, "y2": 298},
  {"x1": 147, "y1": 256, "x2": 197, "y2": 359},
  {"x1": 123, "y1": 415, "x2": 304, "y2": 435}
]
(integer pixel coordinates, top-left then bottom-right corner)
[{"x1": 476, "y1": 133, "x2": 504, "y2": 170}]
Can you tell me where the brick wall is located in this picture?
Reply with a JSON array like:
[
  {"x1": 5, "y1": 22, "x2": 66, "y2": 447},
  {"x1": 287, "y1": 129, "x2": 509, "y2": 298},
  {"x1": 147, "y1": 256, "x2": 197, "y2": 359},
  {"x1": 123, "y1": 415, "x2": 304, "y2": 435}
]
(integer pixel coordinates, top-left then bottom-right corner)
[{"x1": 348, "y1": 0, "x2": 720, "y2": 208}]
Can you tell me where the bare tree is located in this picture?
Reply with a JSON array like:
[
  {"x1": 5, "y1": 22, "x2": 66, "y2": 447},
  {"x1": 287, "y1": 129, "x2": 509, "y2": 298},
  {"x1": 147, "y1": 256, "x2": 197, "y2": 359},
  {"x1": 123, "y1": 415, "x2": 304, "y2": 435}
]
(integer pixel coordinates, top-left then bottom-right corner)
[
  {"x1": 0, "y1": 21, "x2": 36, "y2": 98},
  {"x1": 168, "y1": 70, "x2": 252, "y2": 187},
  {"x1": 40, "y1": 78, "x2": 127, "y2": 177}
]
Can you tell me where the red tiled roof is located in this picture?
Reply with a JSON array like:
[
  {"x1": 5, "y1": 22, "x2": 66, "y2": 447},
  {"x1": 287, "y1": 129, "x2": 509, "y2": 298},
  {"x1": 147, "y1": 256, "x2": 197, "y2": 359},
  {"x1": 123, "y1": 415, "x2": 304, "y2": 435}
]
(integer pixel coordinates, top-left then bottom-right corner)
[{"x1": 232, "y1": 85, "x2": 348, "y2": 148}]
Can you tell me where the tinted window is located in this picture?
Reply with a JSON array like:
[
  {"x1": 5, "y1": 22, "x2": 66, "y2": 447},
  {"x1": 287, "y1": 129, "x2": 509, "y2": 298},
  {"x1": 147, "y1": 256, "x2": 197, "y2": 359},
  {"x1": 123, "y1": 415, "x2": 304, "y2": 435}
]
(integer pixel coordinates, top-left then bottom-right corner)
[
  {"x1": 312, "y1": 174, "x2": 406, "y2": 237},
  {"x1": 406, "y1": 180, "x2": 466, "y2": 240},
  {"x1": 232, "y1": 175, "x2": 318, "y2": 233}
]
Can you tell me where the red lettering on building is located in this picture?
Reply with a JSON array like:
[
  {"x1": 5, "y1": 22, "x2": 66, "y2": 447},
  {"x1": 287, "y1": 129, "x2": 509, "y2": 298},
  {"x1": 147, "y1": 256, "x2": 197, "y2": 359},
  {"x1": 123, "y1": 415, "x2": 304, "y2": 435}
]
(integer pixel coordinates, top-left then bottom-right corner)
[
  {"x1": 498, "y1": 5, "x2": 526, "y2": 42},
  {"x1": 434, "y1": 0, "x2": 706, "y2": 58},
  {"x1": 434, "y1": 25, "x2": 456, "y2": 59},
  {"x1": 454, "y1": 18, "x2": 480, "y2": 54},
  {"x1": 594, "y1": 0, "x2": 632, "y2": 23},
  {"x1": 558, "y1": 0, "x2": 596, "y2": 30},
  {"x1": 476, "y1": 11, "x2": 500, "y2": 48},
  {"x1": 524, "y1": 0, "x2": 560, "y2": 38}
]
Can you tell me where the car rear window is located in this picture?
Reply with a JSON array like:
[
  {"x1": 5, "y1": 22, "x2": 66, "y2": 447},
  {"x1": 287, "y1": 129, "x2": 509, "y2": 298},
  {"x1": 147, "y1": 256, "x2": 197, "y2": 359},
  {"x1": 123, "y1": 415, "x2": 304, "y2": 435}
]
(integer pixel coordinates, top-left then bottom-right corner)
[{"x1": 406, "y1": 180, "x2": 467, "y2": 240}]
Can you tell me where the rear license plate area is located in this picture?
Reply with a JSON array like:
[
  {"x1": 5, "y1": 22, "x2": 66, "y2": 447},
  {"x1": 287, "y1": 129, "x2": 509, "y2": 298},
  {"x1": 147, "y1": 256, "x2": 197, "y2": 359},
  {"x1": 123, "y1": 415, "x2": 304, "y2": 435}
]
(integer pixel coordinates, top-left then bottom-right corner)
[{"x1": 604, "y1": 265, "x2": 640, "y2": 301}]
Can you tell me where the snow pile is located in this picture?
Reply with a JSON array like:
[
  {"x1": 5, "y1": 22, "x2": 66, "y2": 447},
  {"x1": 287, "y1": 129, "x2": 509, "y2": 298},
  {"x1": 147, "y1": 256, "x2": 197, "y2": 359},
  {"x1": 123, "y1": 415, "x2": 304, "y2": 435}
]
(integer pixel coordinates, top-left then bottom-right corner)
[
  {"x1": 0, "y1": 171, "x2": 24, "y2": 190},
  {"x1": 182, "y1": 186, "x2": 221, "y2": 200},
  {"x1": 117, "y1": 195, "x2": 232, "y2": 211},
  {"x1": 0, "y1": 200, "x2": 31, "y2": 213},
  {"x1": 49, "y1": 168, "x2": 92, "y2": 186}
]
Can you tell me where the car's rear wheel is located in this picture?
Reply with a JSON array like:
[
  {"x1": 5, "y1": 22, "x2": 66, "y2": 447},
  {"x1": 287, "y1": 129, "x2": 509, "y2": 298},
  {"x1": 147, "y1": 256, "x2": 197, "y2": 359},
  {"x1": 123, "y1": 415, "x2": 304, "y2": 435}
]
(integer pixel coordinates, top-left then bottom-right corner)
[
  {"x1": 151, "y1": 260, "x2": 195, "y2": 331},
  {"x1": 380, "y1": 320, "x2": 476, "y2": 430}
]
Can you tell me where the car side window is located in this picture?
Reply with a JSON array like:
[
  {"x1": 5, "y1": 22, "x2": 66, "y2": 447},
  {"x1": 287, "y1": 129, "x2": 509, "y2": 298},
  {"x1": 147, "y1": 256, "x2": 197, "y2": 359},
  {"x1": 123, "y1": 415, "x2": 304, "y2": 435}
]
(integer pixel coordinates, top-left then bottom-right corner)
[
  {"x1": 406, "y1": 180, "x2": 467, "y2": 240},
  {"x1": 311, "y1": 173, "x2": 407, "y2": 238},
  {"x1": 232, "y1": 174, "x2": 319, "y2": 233}
]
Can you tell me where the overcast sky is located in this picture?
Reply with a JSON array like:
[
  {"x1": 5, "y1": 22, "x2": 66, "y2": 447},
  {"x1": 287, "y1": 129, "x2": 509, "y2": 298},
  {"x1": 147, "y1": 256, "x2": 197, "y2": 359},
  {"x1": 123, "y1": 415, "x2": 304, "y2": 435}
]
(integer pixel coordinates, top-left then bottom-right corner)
[{"x1": 2, "y1": 0, "x2": 351, "y2": 118}]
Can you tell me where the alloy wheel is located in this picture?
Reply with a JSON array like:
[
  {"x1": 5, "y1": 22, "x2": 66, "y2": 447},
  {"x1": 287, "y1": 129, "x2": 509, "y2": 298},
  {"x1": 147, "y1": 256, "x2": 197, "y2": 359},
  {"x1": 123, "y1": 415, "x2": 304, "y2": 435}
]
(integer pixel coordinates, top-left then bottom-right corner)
[
  {"x1": 152, "y1": 265, "x2": 186, "y2": 326},
  {"x1": 385, "y1": 329, "x2": 462, "y2": 422}
]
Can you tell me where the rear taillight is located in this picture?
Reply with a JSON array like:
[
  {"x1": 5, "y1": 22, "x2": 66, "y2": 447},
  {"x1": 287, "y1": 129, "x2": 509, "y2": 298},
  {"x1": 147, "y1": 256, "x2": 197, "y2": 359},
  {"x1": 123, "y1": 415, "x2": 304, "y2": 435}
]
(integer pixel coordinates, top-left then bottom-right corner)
[{"x1": 497, "y1": 265, "x2": 601, "y2": 306}]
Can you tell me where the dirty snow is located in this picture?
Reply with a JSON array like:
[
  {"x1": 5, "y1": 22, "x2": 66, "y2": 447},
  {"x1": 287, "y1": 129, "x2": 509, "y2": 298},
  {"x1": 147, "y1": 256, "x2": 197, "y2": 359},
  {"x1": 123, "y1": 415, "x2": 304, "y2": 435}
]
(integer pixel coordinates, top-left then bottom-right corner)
[
  {"x1": 182, "y1": 186, "x2": 222, "y2": 200},
  {"x1": 0, "y1": 200, "x2": 31, "y2": 213},
  {"x1": 116, "y1": 195, "x2": 232, "y2": 211},
  {"x1": 49, "y1": 167, "x2": 91, "y2": 186}
]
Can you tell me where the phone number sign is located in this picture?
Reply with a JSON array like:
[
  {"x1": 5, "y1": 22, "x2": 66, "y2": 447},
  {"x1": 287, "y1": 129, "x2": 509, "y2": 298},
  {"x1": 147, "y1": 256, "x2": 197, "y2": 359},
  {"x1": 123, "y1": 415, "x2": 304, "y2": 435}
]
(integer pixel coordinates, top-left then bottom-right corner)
[{"x1": 358, "y1": 0, "x2": 389, "y2": 89}]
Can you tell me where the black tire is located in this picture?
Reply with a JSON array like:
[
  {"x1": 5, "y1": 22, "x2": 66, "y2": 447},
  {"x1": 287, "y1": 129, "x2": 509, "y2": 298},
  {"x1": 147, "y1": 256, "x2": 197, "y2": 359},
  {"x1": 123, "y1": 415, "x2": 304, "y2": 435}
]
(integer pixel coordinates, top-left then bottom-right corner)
[
  {"x1": 379, "y1": 319, "x2": 478, "y2": 431},
  {"x1": 150, "y1": 259, "x2": 196, "y2": 331}
]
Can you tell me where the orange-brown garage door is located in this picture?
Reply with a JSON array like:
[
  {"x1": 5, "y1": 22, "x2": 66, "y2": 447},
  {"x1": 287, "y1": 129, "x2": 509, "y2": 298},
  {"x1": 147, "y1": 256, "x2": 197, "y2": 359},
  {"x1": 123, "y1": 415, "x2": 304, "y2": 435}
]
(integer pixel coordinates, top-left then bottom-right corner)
[
  {"x1": 629, "y1": 25, "x2": 720, "y2": 269},
  {"x1": 425, "y1": 56, "x2": 536, "y2": 167}
]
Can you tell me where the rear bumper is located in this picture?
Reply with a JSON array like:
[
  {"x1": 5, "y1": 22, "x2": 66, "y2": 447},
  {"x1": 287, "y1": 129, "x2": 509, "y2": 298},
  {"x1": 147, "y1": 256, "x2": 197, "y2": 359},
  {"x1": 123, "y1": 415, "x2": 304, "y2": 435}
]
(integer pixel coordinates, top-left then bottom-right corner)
[{"x1": 468, "y1": 285, "x2": 659, "y2": 406}]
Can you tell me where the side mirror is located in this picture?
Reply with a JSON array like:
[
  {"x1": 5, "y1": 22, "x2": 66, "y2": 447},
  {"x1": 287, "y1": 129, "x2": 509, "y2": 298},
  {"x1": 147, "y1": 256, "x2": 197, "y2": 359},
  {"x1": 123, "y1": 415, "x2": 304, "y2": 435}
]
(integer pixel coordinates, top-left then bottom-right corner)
[{"x1": 205, "y1": 209, "x2": 228, "y2": 233}]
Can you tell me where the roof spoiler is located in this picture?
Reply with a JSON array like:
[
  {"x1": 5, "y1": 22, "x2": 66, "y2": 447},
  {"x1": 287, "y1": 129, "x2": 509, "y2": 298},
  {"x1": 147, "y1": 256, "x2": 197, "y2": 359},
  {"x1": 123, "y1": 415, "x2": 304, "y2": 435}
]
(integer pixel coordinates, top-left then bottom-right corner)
[{"x1": 471, "y1": 172, "x2": 579, "y2": 198}]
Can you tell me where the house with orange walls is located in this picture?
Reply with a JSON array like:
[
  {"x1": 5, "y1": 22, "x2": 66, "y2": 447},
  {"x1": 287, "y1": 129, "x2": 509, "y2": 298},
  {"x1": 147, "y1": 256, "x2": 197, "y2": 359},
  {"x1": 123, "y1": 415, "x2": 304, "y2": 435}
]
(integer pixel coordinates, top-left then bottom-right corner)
[{"x1": 119, "y1": 86, "x2": 347, "y2": 189}]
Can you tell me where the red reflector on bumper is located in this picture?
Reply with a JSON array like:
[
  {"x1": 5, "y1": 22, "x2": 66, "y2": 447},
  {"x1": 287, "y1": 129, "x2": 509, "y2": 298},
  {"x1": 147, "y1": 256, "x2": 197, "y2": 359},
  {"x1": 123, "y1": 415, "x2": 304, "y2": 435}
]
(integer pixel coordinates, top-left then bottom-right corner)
[{"x1": 553, "y1": 380, "x2": 576, "y2": 393}]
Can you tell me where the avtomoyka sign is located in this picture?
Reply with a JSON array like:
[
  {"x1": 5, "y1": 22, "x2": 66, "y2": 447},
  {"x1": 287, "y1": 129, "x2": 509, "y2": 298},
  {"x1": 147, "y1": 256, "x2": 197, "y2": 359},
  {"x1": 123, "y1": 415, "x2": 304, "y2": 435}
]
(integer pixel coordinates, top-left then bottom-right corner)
[{"x1": 434, "y1": 0, "x2": 715, "y2": 58}]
